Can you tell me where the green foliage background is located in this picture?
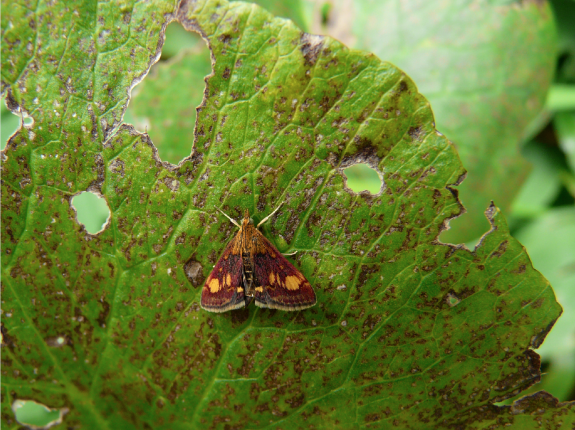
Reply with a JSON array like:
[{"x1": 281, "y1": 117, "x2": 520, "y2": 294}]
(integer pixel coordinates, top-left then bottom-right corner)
[{"x1": 2, "y1": 0, "x2": 574, "y2": 428}]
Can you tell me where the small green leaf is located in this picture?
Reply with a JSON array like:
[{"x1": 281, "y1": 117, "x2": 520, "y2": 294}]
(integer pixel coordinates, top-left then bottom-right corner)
[{"x1": 1, "y1": 0, "x2": 571, "y2": 428}]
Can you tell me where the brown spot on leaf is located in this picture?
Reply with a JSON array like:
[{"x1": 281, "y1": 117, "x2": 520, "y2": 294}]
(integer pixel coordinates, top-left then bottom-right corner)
[
  {"x1": 530, "y1": 318, "x2": 558, "y2": 348},
  {"x1": 184, "y1": 260, "x2": 204, "y2": 287},
  {"x1": 300, "y1": 33, "x2": 324, "y2": 66},
  {"x1": 45, "y1": 335, "x2": 70, "y2": 348},
  {"x1": 97, "y1": 300, "x2": 110, "y2": 328}
]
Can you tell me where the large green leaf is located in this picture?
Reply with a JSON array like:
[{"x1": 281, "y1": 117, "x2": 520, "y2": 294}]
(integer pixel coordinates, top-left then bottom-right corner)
[{"x1": 1, "y1": 0, "x2": 572, "y2": 428}]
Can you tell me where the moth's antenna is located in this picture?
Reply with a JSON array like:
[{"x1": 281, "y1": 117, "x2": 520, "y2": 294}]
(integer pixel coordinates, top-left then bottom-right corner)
[
  {"x1": 216, "y1": 207, "x2": 240, "y2": 227},
  {"x1": 257, "y1": 202, "x2": 283, "y2": 228}
]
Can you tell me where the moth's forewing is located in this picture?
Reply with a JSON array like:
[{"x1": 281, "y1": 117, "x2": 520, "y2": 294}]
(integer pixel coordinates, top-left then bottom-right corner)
[
  {"x1": 201, "y1": 234, "x2": 246, "y2": 312},
  {"x1": 251, "y1": 231, "x2": 316, "y2": 311}
]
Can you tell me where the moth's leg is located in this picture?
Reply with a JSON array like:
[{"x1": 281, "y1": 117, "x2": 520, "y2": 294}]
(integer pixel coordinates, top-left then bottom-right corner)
[
  {"x1": 257, "y1": 202, "x2": 283, "y2": 228},
  {"x1": 282, "y1": 251, "x2": 297, "y2": 256},
  {"x1": 216, "y1": 207, "x2": 240, "y2": 227}
]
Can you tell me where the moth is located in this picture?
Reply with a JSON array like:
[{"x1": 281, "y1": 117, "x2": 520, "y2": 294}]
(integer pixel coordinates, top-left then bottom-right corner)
[{"x1": 201, "y1": 205, "x2": 316, "y2": 312}]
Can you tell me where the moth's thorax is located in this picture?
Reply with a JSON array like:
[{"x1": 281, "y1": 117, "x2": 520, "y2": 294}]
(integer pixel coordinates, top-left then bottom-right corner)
[
  {"x1": 238, "y1": 223, "x2": 265, "y2": 255},
  {"x1": 230, "y1": 212, "x2": 270, "y2": 257}
]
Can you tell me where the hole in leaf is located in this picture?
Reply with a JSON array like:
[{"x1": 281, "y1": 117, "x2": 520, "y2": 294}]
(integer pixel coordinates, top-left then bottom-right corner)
[
  {"x1": 13, "y1": 400, "x2": 65, "y2": 428},
  {"x1": 71, "y1": 191, "x2": 110, "y2": 234},
  {"x1": 160, "y1": 21, "x2": 205, "y2": 61},
  {"x1": 1, "y1": 96, "x2": 21, "y2": 150},
  {"x1": 343, "y1": 164, "x2": 382, "y2": 194},
  {"x1": 439, "y1": 214, "x2": 489, "y2": 249},
  {"x1": 125, "y1": 22, "x2": 212, "y2": 165},
  {"x1": 446, "y1": 292, "x2": 460, "y2": 307}
]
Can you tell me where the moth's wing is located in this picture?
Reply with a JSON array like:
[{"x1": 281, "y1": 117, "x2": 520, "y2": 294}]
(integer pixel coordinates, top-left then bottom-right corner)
[
  {"x1": 252, "y1": 231, "x2": 316, "y2": 311},
  {"x1": 201, "y1": 234, "x2": 246, "y2": 313}
]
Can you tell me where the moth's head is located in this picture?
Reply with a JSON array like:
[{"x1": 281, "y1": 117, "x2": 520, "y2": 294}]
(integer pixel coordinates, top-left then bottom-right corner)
[{"x1": 242, "y1": 209, "x2": 253, "y2": 226}]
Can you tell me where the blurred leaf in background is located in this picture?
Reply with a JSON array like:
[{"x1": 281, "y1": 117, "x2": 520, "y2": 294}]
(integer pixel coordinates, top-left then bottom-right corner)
[{"x1": 510, "y1": 139, "x2": 566, "y2": 219}]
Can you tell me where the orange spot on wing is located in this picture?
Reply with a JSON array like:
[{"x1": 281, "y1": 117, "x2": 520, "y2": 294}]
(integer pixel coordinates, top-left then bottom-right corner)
[
  {"x1": 226, "y1": 273, "x2": 232, "y2": 287},
  {"x1": 285, "y1": 275, "x2": 301, "y2": 291},
  {"x1": 208, "y1": 278, "x2": 220, "y2": 293},
  {"x1": 269, "y1": 272, "x2": 276, "y2": 285}
]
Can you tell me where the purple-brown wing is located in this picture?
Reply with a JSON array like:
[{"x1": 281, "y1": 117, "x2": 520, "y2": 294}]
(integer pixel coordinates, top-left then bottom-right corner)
[
  {"x1": 201, "y1": 236, "x2": 246, "y2": 313},
  {"x1": 252, "y1": 233, "x2": 316, "y2": 311}
]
